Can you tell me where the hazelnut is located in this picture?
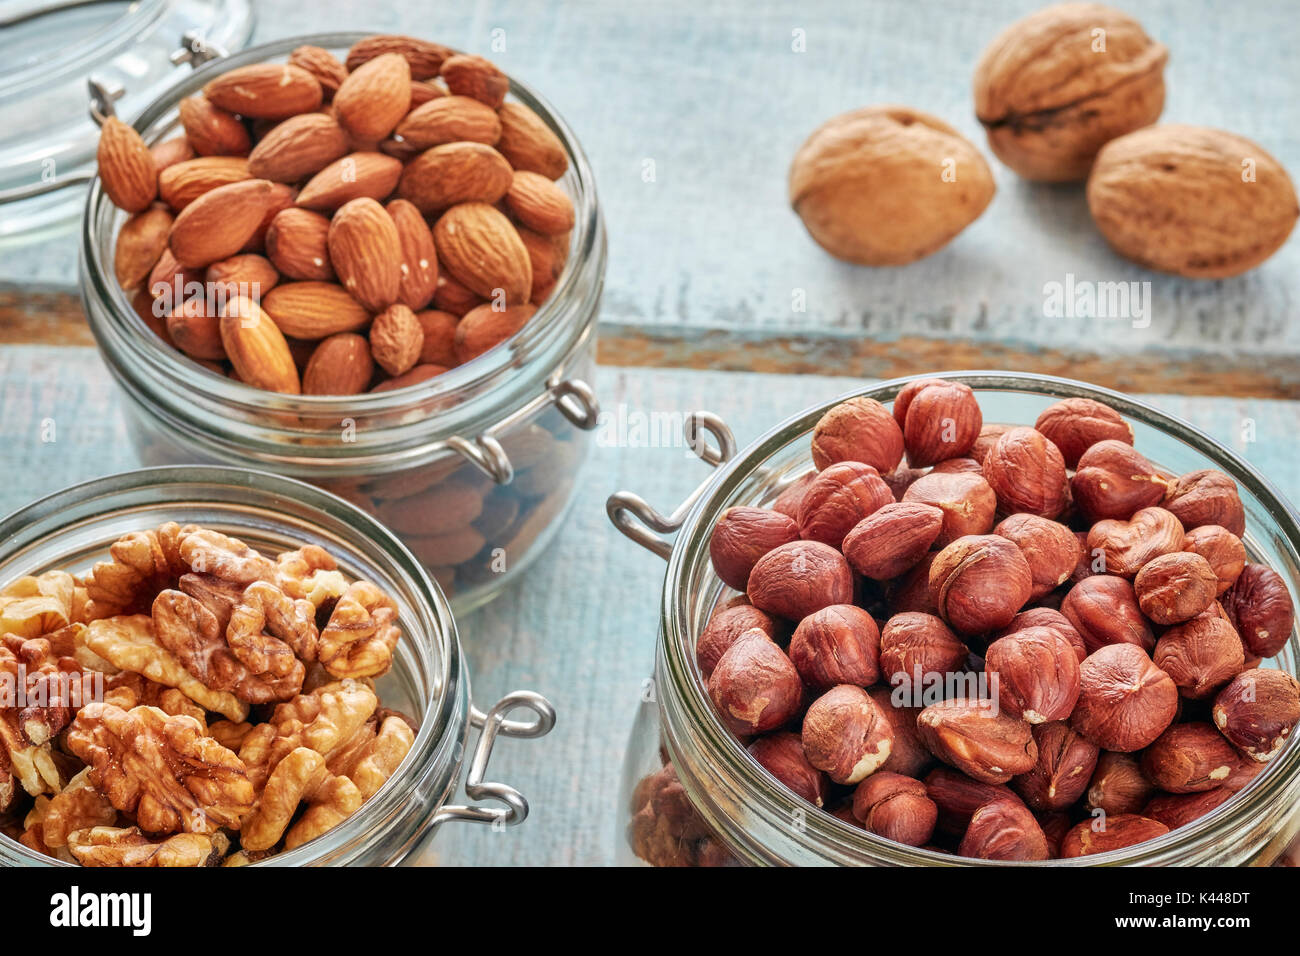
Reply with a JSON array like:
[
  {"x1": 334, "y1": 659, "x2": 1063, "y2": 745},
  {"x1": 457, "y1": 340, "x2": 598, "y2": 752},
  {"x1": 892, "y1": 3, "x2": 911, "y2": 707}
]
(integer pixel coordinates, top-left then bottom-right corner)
[
  {"x1": 1134, "y1": 551, "x2": 1218, "y2": 625},
  {"x1": 707, "y1": 629, "x2": 804, "y2": 736},
  {"x1": 1183, "y1": 525, "x2": 1246, "y2": 596},
  {"x1": 930, "y1": 457, "x2": 983, "y2": 475},
  {"x1": 995, "y1": 513, "x2": 1081, "y2": 599},
  {"x1": 981, "y1": 426, "x2": 1069, "y2": 518},
  {"x1": 1212, "y1": 668, "x2": 1300, "y2": 762},
  {"x1": 1071, "y1": 440, "x2": 1167, "y2": 521},
  {"x1": 1221, "y1": 564, "x2": 1296, "y2": 659},
  {"x1": 708, "y1": 506, "x2": 800, "y2": 591},
  {"x1": 1060, "y1": 575, "x2": 1153, "y2": 654},
  {"x1": 1011, "y1": 721, "x2": 1099, "y2": 812},
  {"x1": 747, "y1": 731, "x2": 828, "y2": 807},
  {"x1": 1034, "y1": 398, "x2": 1134, "y2": 468},
  {"x1": 772, "y1": 472, "x2": 815, "y2": 520},
  {"x1": 797, "y1": 461, "x2": 894, "y2": 548},
  {"x1": 1068, "y1": 530, "x2": 1096, "y2": 584},
  {"x1": 801, "y1": 684, "x2": 894, "y2": 784},
  {"x1": 1060, "y1": 814, "x2": 1169, "y2": 858},
  {"x1": 892, "y1": 378, "x2": 983, "y2": 467},
  {"x1": 1086, "y1": 506, "x2": 1185, "y2": 578},
  {"x1": 748, "y1": 540, "x2": 854, "y2": 621},
  {"x1": 810, "y1": 397, "x2": 905, "y2": 473},
  {"x1": 1037, "y1": 810, "x2": 1072, "y2": 858},
  {"x1": 1153, "y1": 611, "x2": 1245, "y2": 700},
  {"x1": 957, "y1": 798, "x2": 1050, "y2": 861},
  {"x1": 1140, "y1": 722, "x2": 1241, "y2": 793},
  {"x1": 881, "y1": 465, "x2": 927, "y2": 501},
  {"x1": 924, "y1": 767, "x2": 1021, "y2": 835},
  {"x1": 996, "y1": 607, "x2": 1086, "y2": 662},
  {"x1": 879, "y1": 612, "x2": 970, "y2": 689},
  {"x1": 916, "y1": 697, "x2": 1038, "y2": 784},
  {"x1": 985, "y1": 627, "x2": 1081, "y2": 724},
  {"x1": 788, "y1": 604, "x2": 881, "y2": 690},
  {"x1": 867, "y1": 687, "x2": 932, "y2": 777},
  {"x1": 902, "y1": 471, "x2": 998, "y2": 547},
  {"x1": 1223, "y1": 757, "x2": 1265, "y2": 793},
  {"x1": 1142, "y1": 788, "x2": 1233, "y2": 831},
  {"x1": 929, "y1": 535, "x2": 1033, "y2": 634},
  {"x1": 1162, "y1": 470, "x2": 1246, "y2": 537},
  {"x1": 889, "y1": 553, "x2": 940, "y2": 615},
  {"x1": 1086, "y1": 752, "x2": 1156, "y2": 816},
  {"x1": 842, "y1": 501, "x2": 944, "y2": 580},
  {"x1": 851, "y1": 772, "x2": 937, "y2": 846},
  {"x1": 970, "y1": 423, "x2": 1012, "y2": 465},
  {"x1": 1071, "y1": 643, "x2": 1178, "y2": 751},
  {"x1": 696, "y1": 604, "x2": 781, "y2": 680}
]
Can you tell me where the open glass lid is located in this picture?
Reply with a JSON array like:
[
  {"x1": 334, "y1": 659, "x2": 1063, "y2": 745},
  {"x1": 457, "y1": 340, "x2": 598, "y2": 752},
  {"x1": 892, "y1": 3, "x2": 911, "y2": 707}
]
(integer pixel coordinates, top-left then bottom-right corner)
[{"x1": 0, "y1": 0, "x2": 253, "y2": 243}]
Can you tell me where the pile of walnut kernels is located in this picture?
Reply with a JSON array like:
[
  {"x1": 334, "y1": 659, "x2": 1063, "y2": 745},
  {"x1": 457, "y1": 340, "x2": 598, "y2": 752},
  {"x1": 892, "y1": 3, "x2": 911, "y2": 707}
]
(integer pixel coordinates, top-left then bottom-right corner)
[
  {"x1": 0, "y1": 523, "x2": 415, "y2": 866},
  {"x1": 632, "y1": 379, "x2": 1300, "y2": 864}
]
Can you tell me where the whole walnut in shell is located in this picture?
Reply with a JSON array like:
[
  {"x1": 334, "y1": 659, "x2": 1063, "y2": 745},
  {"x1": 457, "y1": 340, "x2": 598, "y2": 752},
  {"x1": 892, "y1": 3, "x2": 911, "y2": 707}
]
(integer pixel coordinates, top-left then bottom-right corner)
[
  {"x1": 788, "y1": 105, "x2": 994, "y2": 265},
  {"x1": 973, "y1": 2, "x2": 1168, "y2": 182}
]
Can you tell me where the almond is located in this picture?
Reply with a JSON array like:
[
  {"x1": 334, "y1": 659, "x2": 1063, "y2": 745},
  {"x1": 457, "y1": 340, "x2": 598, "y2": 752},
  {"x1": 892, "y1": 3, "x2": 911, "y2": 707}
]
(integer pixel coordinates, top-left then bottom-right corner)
[
  {"x1": 328, "y1": 197, "x2": 402, "y2": 312},
  {"x1": 335, "y1": 53, "x2": 412, "y2": 143},
  {"x1": 409, "y1": 80, "x2": 447, "y2": 107},
  {"x1": 159, "y1": 156, "x2": 251, "y2": 210},
  {"x1": 432, "y1": 271, "x2": 484, "y2": 316},
  {"x1": 178, "y1": 96, "x2": 251, "y2": 156},
  {"x1": 369, "y1": 303, "x2": 424, "y2": 376},
  {"x1": 370, "y1": 364, "x2": 446, "y2": 392},
  {"x1": 415, "y1": 309, "x2": 459, "y2": 366},
  {"x1": 150, "y1": 136, "x2": 196, "y2": 175},
  {"x1": 261, "y1": 281, "x2": 371, "y2": 338},
  {"x1": 97, "y1": 117, "x2": 158, "y2": 212},
  {"x1": 203, "y1": 63, "x2": 323, "y2": 119},
  {"x1": 504, "y1": 170, "x2": 575, "y2": 235},
  {"x1": 397, "y1": 142, "x2": 513, "y2": 212},
  {"x1": 168, "y1": 298, "x2": 226, "y2": 361},
  {"x1": 169, "y1": 178, "x2": 275, "y2": 267},
  {"x1": 220, "y1": 296, "x2": 301, "y2": 393},
  {"x1": 346, "y1": 35, "x2": 451, "y2": 80},
  {"x1": 386, "y1": 198, "x2": 438, "y2": 309},
  {"x1": 289, "y1": 45, "x2": 348, "y2": 100},
  {"x1": 303, "y1": 333, "x2": 374, "y2": 395},
  {"x1": 296, "y1": 152, "x2": 402, "y2": 211},
  {"x1": 453, "y1": 303, "x2": 536, "y2": 362},
  {"x1": 495, "y1": 102, "x2": 568, "y2": 180},
  {"x1": 242, "y1": 182, "x2": 296, "y2": 253},
  {"x1": 516, "y1": 226, "x2": 569, "y2": 302},
  {"x1": 434, "y1": 202, "x2": 532, "y2": 304},
  {"x1": 147, "y1": 249, "x2": 203, "y2": 302},
  {"x1": 131, "y1": 287, "x2": 173, "y2": 344},
  {"x1": 265, "y1": 208, "x2": 334, "y2": 280},
  {"x1": 440, "y1": 54, "x2": 508, "y2": 108},
  {"x1": 248, "y1": 113, "x2": 350, "y2": 183},
  {"x1": 395, "y1": 96, "x2": 501, "y2": 150},
  {"x1": 206, "y1": 253, "x2": 279, "y2": 299},
  {"x1": 114, "y1": 205, "x2": 174, "y2": 288}
]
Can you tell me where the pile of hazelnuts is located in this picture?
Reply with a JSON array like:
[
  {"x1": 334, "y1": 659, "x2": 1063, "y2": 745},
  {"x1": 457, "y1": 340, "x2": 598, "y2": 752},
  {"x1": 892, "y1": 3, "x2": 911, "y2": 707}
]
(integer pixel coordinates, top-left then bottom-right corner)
[{"x1": 693, "y1": 378, "x2": 1299, "y2": 862}]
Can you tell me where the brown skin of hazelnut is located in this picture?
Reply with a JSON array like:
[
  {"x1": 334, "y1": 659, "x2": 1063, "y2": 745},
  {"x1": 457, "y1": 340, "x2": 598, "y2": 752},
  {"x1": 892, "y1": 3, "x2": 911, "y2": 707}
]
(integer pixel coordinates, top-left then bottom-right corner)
[
  {"x1": 1034, "y1": 398, "x2": 1134, "y2": 468},
  {"x1": 889, "y1": 553, "x2": 940, "y2": 615},
  {"x1": 1069, "y1": 530, "x2": 1096, "y2": 585},
  {"x1": 747, "y1": 731, "x2": 828, "y2": 807},
  {"x1": 709, "y1": 506, "x2": 800, "y2": 591},
  {"x1": 981, "y1": 426, "x2": 1069, "y2": 518},
  {"x1": 1071, "y1": 440, "x2": 1167, "y2": 522},
  {"x1": 1141, "y1": 722, "x2": 1242, "y2": 793},
  {"x1": 1060, "y1": 814, "x2": 1169, "y2": 858},
  {"x1": 930, "y1": 457, "x2": 983, "y2": 475},
  {"x1": 1223, "y1": 755, "x2": 1265, "y2": 792},
  {"x1": 995, "y1": 513, "x2": 1081, "y2": 599},
  {"x1": 958, "y1": 798, "x2": 1050, "y2": 861},
  {"x1": 1071, "y1": 643, "x2": 1179, "y2": 752},
  {"x1": 997, "y1": 607, "x2": 1087, "y2": 662},
  {"x1": 772, "y1": 472, "x2": 815, "y2": 520},
  {"x1": 881, "y1": 465, "x2": 927, "y2": 501},
  {"x1": 1212, "y1": 668, "x2": 1300, "y2": 762},
  {"x1": 1163, "y1": 469, "x2": 1246, "y2": 537},
  {"x1": 1087, "y1": 506, "x2": 1185, "y2": 578},
  {"x1": 929, "y1": 534, "x2": 1033, "y2": 635},
  {"x1": 879, "y1": 612, "x2": 970, "y2": 689},
  {"x1": 1134, "y1": 551, "x2": 1218, "y2": 625},
  {"x1": 903, "y1": 471, "x2": 997, "y2": 547},
  {"x1": 924, "y1": 767, "x2": 1021, "y2": 835},
  {"x1": 797, "y1": 461, "x2": 894, "y2": 548},
  {"x1": 1037, "y1": 810, "x2": 1072, "y2": 857},
  {"x1": 893, "y1": 379, "x2": 983, "y2": 467},
  {"x1": 1086, "y1": 752, "x2": 1156, "y2": 815},
  {"x1": 1153, "y1": 611, "x2": 1245, "y2": 700},
  {"x1": 810, "y1": 396, "x2": 905, "y2": 474},
  {"x1": 867, "y1": 687, "x2": 932, "y2": 777},
  {"x1": 985, "y1": 627, "x2": 1081, "y2": 724},
  {"x1": 747, "y1": 540, "x2": 854, "y2": 621},
  {"x1": 1221, "y1": 564, "x2": 1296, "y2": 659},
  {"x1": 801, "y1": 684, "x2": 895, "y2": 784},
  {"x1": 1060, "y1": 574, "x2": 1154, "y2": 654},
  {"x1": 970, "y1": 423, "x2": 1012, "y2": 465},
  {"x1": 707, "y1": 629, "x2": 804, "y2": 736},
  {"x1": 1183, "y1": 525, "x2": 1246, "y2": 596},
  {"x1": 916, "y1": 697, "x2": 1038, "y2": 784},
  {"x1": 842, "y1": 501, "x2": 944, "y2": 580},
  {"x1": 788, "y1": 604, "x2": 881, "y2": 690},
  {"x1": 1011, "y1": 721, "x2": 1099, "y2": 812},
  {"x1": 697, "y1": 604, "x2": 781, "y2": 680},
  {"x1": 852, "y1": 771, "x2": 938, "y2": 847},
  {"x1": 1142, "y1": 788, "x2": 1233, "y2": 830}
]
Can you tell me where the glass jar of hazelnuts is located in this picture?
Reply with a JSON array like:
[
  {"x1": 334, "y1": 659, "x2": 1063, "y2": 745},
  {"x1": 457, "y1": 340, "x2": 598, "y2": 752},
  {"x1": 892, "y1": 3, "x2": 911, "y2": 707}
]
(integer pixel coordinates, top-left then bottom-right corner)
[
  {"x1": 80, "y1": 32, "x2": 605, "y2": 613},
  {"x1": 608, "y1": 372, "x2": 1300, "y2": 866}
]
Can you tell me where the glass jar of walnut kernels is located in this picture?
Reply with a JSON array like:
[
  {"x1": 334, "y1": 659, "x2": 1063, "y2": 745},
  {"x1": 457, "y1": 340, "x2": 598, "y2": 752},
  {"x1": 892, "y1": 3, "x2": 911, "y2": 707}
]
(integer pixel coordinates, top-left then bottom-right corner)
[
  {"x1": 80, "y1": 33, "x2": 605, "y2": 613},
  {"x1": 0, "y1": 467, "x2": 554, "y2": 866}
]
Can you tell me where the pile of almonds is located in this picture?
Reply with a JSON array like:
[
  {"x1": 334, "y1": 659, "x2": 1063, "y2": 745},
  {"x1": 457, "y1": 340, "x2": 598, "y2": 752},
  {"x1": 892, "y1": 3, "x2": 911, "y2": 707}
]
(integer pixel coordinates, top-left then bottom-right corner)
[
  {"x1": 631, "y1": 378, "x2": 1300, "y2": 865},
  {"x1": 99, "y1": 34, "x2": 572, "y2": 395}
]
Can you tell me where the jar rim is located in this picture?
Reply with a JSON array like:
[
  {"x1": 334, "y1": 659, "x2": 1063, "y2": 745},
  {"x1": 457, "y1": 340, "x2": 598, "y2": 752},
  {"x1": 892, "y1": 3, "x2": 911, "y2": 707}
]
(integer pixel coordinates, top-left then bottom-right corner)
[{"x1": 658, "y1": 370, "x2": 1300, "y2": 866}]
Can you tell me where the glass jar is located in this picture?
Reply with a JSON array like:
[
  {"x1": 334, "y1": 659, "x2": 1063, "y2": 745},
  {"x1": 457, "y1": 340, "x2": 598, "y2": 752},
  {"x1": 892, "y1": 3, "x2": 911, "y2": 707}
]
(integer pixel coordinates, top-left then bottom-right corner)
[
  {"x1": 80, "y1": 32, "x2": 606, "y2": 613},
  {"x1": 0, "y1": 466, "x2": 554, "y2": 867},
  {"x1": 608, "y1": 371, "x2": 1300, "y2": 866}
]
